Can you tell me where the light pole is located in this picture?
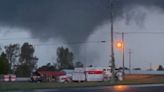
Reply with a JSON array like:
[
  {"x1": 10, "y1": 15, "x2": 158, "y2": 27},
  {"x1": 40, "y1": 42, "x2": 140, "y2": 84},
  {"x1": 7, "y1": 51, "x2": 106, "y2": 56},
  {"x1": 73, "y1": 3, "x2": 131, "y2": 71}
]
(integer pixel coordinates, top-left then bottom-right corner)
[
  {"x1": 115, "y1": 32, "x2": 125, "y2": 76},
  {"x1": 128, "y1": 49, "x2": 132, "y2": 74},
  {"x1": 122, "y1": 32, "x2": 125, "y2": 76},
  {"x1": 115, "y1": 38, "x2": 125, "y2": 75}
]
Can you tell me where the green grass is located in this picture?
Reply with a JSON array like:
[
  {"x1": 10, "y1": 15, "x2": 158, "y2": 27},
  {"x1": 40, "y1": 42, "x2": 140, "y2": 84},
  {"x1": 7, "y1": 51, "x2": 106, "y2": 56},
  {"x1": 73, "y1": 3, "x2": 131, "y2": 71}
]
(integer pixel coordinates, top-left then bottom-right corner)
[{"x1": 0, "y1": 82, "x2": 112, "y2": 91}]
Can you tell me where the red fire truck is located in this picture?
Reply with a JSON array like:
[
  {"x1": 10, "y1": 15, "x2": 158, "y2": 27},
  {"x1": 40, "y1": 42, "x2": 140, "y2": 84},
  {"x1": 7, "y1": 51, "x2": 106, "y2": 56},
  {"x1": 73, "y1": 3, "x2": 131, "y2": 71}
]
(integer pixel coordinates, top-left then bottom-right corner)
[{"x1": 31, "y1": 70, "x2": 66, "y2": 82}]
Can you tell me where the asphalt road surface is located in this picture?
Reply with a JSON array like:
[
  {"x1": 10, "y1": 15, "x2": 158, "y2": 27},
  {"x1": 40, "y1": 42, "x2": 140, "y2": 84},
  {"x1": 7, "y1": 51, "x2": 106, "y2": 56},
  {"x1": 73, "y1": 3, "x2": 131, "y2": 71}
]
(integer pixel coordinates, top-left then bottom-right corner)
[{"x1": 10, "y1": 84, "x2": 164, "y2": 92}]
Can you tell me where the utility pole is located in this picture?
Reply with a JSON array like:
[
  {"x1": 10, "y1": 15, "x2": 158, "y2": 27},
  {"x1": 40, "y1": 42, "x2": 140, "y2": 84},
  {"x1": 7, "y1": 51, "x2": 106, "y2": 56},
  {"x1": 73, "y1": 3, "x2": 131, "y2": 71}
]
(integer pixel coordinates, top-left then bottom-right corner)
[
  {"x1": 122, "y1": 32, "x2": 125, "y2": 75},
  {"x1": 128, "y1": 49, "x2": 132, "y2": 74},
  {"x1": 115, "y1": 32, "x2": 125, "y2": 76},
  {"x1": 110, "y1": 0, "x2": 115, "y2": 83}
]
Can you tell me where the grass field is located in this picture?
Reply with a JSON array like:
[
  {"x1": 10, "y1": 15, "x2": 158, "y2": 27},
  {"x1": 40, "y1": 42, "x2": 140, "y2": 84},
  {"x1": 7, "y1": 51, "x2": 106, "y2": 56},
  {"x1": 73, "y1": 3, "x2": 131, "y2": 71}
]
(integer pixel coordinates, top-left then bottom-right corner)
[
  {"x1": 0, "y1": 82, "x2": 112, "y2": 91},
  {"x1": 118, "y1": 74, "x2": 164, "y2": 84},
  {"x1": 1, "y1": 74, "x2": 164, "y2": 91}
]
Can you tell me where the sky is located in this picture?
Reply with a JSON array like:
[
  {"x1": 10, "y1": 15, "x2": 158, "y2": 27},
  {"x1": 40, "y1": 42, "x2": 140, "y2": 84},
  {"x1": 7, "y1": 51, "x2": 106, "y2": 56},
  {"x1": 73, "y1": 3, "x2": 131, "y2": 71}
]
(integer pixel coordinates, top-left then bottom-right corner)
[{"x1": 0, "y1": 0, "x2": 164, "y2": 70}]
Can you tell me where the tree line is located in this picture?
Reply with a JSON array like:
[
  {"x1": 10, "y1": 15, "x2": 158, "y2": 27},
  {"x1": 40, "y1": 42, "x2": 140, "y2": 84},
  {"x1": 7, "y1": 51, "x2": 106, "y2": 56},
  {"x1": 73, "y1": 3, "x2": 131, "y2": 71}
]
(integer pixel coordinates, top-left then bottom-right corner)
[
  {"x1": 0, "y1": 42, "x2": 38, "y2": 77},
  {"x1": 0, "y1": 43, "x2": 84, "y2": 77},
  {"x1": 37, "y1": 47, "x2": 84, "y2": 71}
]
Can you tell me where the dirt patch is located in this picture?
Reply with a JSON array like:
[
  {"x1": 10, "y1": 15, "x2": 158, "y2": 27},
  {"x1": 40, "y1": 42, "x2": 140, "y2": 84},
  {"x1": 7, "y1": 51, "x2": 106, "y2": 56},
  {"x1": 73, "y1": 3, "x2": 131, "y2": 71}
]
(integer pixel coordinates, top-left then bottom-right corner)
[{"x1": 120, "y1": 74, "x2": 164, "y2": 84}]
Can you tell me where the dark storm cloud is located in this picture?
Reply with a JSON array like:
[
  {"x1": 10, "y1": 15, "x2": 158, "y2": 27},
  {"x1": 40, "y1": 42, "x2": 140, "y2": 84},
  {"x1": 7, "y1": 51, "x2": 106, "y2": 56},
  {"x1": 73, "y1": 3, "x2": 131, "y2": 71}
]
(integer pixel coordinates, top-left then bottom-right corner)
[
  {"x1": 0, "y1": 0, "x2": 112, "y2": 42},
  {"x1": 0, "y1": 0, "x2": 164, "y2": 42}
]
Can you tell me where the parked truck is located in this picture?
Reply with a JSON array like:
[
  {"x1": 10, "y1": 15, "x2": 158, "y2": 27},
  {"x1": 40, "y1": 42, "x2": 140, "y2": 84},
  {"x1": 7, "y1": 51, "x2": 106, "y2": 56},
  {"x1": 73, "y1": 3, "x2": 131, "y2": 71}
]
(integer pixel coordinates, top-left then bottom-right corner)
[
  {"x1": 72, "y1": 67, "x2": 112, "y2": 82},
  {"x1": 31, "y1": 70, "x2": 66, "y2": 82}
]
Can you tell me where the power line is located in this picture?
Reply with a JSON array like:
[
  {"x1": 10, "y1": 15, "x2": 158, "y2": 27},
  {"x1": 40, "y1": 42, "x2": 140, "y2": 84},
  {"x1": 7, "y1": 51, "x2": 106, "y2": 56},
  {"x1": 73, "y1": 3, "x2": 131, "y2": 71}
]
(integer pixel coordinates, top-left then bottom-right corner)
[
  {"x1": 114, "y1": 31, "x2": 164, "y2": 34},
  {"x1": 33, "y1": 40, "x2": 107, "y2": 46}
]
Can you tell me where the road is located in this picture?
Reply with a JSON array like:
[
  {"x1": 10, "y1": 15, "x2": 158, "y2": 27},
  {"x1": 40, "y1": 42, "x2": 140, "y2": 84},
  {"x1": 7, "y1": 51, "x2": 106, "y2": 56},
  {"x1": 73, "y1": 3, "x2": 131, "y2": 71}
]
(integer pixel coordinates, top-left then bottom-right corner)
[{"x1": 9, "y1": 84, "x2": 164, "y2": 92}]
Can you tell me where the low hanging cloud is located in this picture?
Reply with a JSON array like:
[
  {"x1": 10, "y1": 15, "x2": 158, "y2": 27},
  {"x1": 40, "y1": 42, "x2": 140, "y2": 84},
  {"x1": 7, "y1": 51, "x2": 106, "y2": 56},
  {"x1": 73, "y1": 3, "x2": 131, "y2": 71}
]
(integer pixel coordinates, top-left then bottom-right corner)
[{"x1": 0, "y1": 0, "x2": 111, "y2": 42}]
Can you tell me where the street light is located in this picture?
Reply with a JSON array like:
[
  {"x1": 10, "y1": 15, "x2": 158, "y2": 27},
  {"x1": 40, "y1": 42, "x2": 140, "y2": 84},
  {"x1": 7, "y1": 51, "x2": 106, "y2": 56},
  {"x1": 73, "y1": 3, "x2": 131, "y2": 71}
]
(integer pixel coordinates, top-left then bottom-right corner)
[
  {"x1": 115, "y1": 32, "x2": 125, "y2": 77},
  {"x1": 122, "y1": 32, "x2": 125, "y2": 76},
  {"x1": 128, "y1": 49, "x2": 132, "y2": 74},
  {"x1": 115, "y1": 41, "x2": 124, "y2": 49}
]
